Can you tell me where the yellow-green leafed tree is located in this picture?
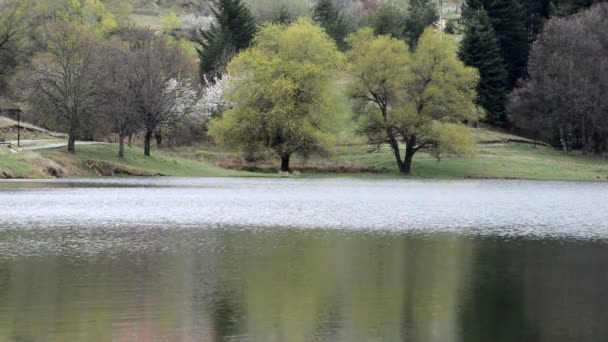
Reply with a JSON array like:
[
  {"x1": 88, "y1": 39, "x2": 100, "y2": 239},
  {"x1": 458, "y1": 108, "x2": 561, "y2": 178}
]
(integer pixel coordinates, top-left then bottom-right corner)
[
  {"x1": 209, "y1": 18, "x2": 343, "y2": 172},
  {"x1": 347, "y1": 27, "x2": 481, "y2": 174},
  {"x1": 35, "y1": 0, "x2": 118, "y2": 35}
]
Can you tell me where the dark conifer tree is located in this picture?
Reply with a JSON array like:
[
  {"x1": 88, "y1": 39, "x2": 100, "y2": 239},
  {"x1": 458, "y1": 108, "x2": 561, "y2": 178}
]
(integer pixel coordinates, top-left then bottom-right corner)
[
  {"x1": 461, "y1": 0, "x2": 529, "y2": 88},
  {"x1": 197, "y1": 0, "x2": 256, "y2": 84},
  {"x1": 403, "y1": 0, "x2": 439, "y2": 49},
  {"x1": 459, "y1": 9, "x2": 509, "y2": 125},
  {"x1": 312, "y1": 0, "x2": 349, "y2": 50}
]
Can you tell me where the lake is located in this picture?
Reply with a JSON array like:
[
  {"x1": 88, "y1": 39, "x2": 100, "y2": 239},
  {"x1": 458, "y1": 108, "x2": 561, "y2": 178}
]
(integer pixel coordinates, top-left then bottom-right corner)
[{"x1": 1, "y1": 177, "x2": 607, "y2": 341}]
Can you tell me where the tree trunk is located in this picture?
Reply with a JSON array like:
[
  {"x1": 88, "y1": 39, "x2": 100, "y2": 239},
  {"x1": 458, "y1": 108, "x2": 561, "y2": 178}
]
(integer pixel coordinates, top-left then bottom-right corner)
[
  {"x1": 118, "y1": 134, "x2": 125, "y2": 158},
  {"x1": 388, "y1": 137, "x2": 405, "y2": 173},
  {"x1": 144, "y1": 130, "x2": 152, "y2": 156},
  {"x1": 128, "y1": 132, "x2": 132, "y2": 147},
  {"x1": 402, "y1": 136, "x2": 418, "y2": 175},
  {"x1": 67, "y1": 124, "x2": 76, "y2": 153},
  {"x1": 403, "y1": 147, "x2": 414, "y2": 174},
  {"x1": 155, "y1": 130, "x2": 162, "y2": 148},
  {"x1": 280, "y1": 153, "x2": 291, "y2": 173}
]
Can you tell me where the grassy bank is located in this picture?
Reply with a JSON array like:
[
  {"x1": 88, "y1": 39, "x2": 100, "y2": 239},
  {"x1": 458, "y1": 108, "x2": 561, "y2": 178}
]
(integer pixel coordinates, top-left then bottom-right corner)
[
  {"x1": 1, "y1": 128, "x2": 607, "y2": 181},
  {"x1": 0, "y1": 144, "x2": 253, "y2": 179},
  {"x1": 167, "y1": 128, "x2": 608, "y2": 181}
]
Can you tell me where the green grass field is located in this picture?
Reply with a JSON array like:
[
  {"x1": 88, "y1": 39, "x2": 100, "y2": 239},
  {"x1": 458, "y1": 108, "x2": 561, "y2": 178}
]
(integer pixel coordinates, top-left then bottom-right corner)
[
  {"x1": 2, "y1": 135, "x2": 607, "y2": 181},
  {"x1": 0, "y1": 144, "x2": 259, "y2": 179}
]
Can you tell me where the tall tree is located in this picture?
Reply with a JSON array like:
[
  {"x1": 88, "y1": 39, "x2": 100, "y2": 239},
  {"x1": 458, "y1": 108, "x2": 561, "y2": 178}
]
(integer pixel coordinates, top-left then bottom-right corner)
[
  {"x1": 403, "y1": 0, "x2": 439, "y2": 49},
  {"x1": 196, "y1": 0, "x2": 256, "y2": 84},
  {"x1": 347, "y1": 28, "x2": 480, "y2": 174},
  {"x1": 458, "y1": 9, "x2": 508, "y2": 125},
  {"x1": 29, "y1": 22, "x2": 101, "y2": 153},
  {"x1": 127, "y1": 29, "x2": 194, "y2": 156},
  {"x1": 313, "y1": 0, "x2": 350, "y2": 51},
  {"x1": 97, "y1": 40, "x2": 139, "y2": 158},
  {"x1": 508, "y1": 3, "x2": 608, "y2": 153},
  {"x1": 462, "y1": 0, "x2": 529, "y2": 87},
  {"x1": 209, "y1": 19, "x2": 343, "y2": 172}
]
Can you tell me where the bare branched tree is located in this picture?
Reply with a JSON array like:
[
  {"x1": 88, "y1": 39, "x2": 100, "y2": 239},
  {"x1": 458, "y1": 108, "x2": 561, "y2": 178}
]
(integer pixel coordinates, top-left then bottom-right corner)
[{"x1": 29, "y1": 22, "x2": 101, "y2": 153}]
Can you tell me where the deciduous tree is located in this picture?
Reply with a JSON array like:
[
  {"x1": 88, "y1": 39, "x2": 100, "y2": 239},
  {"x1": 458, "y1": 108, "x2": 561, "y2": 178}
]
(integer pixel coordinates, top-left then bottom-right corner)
[
  {"x1": 348, "y1": 28, "x2": 480, "y2": 174},
  {"x1": 29, "y1": 22, "x2": 101, "y2": 153},
  {"x1": 209, "y1": 19, "x2": 343, "y2": 172},
  {"x1": 508, "y1": 3, "x2": 608, "y2": 153}
]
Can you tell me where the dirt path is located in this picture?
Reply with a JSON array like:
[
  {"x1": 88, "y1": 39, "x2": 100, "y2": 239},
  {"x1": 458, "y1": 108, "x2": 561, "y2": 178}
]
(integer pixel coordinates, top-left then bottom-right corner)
[{"x1": 13, "y1": 141, "x2": 107, "y2": 151}]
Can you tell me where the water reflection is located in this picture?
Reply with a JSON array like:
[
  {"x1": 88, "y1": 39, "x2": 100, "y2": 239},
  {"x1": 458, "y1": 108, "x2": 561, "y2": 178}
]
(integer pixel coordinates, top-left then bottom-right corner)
[{"x1": 1, "y1": 226, "x2": 607, "y2": 341}]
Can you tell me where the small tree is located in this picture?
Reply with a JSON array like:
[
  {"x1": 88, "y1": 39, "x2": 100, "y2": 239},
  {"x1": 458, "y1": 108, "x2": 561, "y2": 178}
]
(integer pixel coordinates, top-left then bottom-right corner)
[
  {"x1": 458, "y1": 8, "x2": 508, "y2": 126},
  {"x1": 347, "y1": 28, "x2": 480, "y2": 174},
  {"x1": 128, "y1": 30, "x2": 194, "y2": 156},
  {"x1": 197, "y1": 0, "x2": 257, "y2": 84},
  {"x1": 97, "y1": 41, "x2": 139, "y2": 158},
  {"x1": 209, "y1": 19, "x2": 343, "y2": 172},
  {"x1": 313, "y1": 0, "x2": 350, "y2": 51}
]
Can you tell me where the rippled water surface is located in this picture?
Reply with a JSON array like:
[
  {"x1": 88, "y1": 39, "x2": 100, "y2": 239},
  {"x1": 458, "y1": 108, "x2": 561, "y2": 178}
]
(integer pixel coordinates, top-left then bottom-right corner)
[{"x1": 1, "y1": 177, "x2": 608, "y2": 341}]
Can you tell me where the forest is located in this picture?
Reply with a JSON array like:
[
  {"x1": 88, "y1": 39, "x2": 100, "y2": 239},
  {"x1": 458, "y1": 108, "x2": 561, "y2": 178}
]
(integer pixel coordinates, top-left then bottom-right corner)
[{"x1": 0, "y1": 0, "x2": 606, "y2": 176}]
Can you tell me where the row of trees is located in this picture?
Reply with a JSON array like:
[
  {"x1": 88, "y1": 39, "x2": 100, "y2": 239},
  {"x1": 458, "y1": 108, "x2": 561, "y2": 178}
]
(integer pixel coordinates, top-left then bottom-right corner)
[
  {"x1": 0, "y1": 0, "x2": 224, "y2": 157},
  {"x1": 197, "y1": 0, "x2": 440, "y2": 84},
  {"x1": 208, "y1": 17, "x2": 480, "y2": 173},
  {"x1": 458, "y1": 0, "x2": 604, "y2": 126},
  {"x1": 24, "y1": 23, "x2": 197, "y2": 156}
]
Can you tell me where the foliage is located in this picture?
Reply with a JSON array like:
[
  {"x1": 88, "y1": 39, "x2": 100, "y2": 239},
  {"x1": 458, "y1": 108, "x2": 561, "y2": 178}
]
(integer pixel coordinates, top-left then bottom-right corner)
[
  {"x1": 35, "y1": 0, "x2": 119, "y2": 35},
  {"x1": 403, "y1": 0, "x2": 439, "y2": 49},
  {"x1": 0, "y1": 0, "x2": 32, "y2": 96},
  {"x1": 209, "y1": 18, "x2": 343, "y2": 172},
  {"x1": 508, "y1": 3, "x2": 608, "y2": 154},
  {"x1": 552, "y1": 0, "x2": 602, "y2": 16},
  {"x1": 444, "y1": 19, "x2": 457, "y2": 34},
  {"x1": 347, "y1": 28, "x2": 480, "y2": 173},
  {"x1": 313, "y1": 0, "x2": 350, "y2": 51},
  {"x1": 462, "y1": 0, "x2": 529, "y2": 87},
  {"x1": 161, "y1": 12, "x2": 182, "y2": 32},
  {"x1": 127, "y1": 30, "x2": 195, "y2": 156},
  {"x1": 197, "y1": 0, "x2": 257, "y2": 84},
  {"x1": 458, "y1": 9, "x2": 508, "y2": 126},
  {"x1": 246, "y1": 0, "x2": 310, "y2": 22},
  {"x1": 361, "y1": 2, "x2": 406, "y2": 39},
  {"x1": 27, "y1": 22, "x2": 102, "y2": 153}
]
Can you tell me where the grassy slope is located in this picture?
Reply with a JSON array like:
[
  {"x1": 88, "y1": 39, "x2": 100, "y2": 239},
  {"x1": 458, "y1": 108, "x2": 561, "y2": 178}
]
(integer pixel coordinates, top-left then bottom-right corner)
[
  {"x1": 319, "y1": 143, "x2": 608, "y2": 181},
  {"x1": 1, "y1": 131, "x2": 607, "y2": 181},
  {"x1": 0, "y1": 144, "x2": 257, "y2": 179}
]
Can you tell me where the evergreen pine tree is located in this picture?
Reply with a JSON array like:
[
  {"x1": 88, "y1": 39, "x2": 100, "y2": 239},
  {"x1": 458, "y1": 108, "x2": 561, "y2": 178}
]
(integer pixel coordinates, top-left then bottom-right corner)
[
  {"x1": 312, "y1": 0, "x2": 349, "y2": 50},
  {"x1": 461, "y1": 0, "x2": 529, "y2": 88},
  {"x1": 459, "y1": 9, "x2": 509, "y2": 125},
  {"x1": 403, "y1": 0, "x2": 439, "y2": 49},
  {"x1": 197, "y1": 0, "x2": 256, "y2": 84}
]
